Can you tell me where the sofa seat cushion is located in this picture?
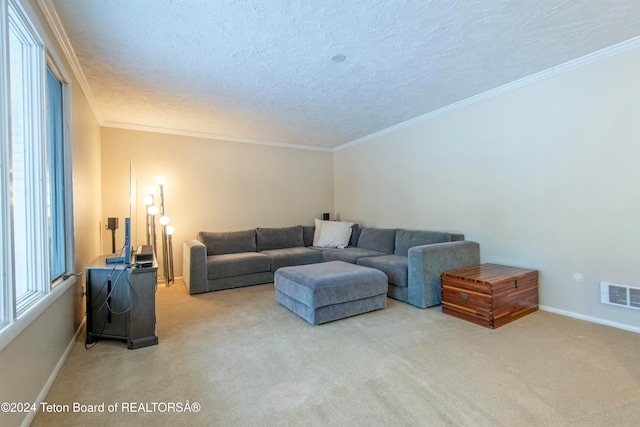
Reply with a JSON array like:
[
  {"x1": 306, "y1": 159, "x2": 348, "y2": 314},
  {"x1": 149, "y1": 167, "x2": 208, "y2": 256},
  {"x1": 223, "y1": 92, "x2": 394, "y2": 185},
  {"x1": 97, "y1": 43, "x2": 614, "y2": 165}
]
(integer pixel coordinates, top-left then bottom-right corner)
[
  {"x1": 357, "y1": 255, "x2": 408, "y2": 287},
  {"x1": 321, "y1": 247, "x2": 388, "y2": 264},
  {"x1": 206, "y1": 252, "x2": 270, "y2": 280},
  {"x1": 261, "y1": 247, "x2": 323, "y2": 272},
  {"x1": 256, "y1": 226, "x2": 304, "y2": 251},
  {"x1": 198, "y1": 229, "x2": 257, "y2": 255},
  {"x1": 274, "y1": 261, "x2": 388, "y2": 325},
  {"x1": 275, "y1": 261, "x2": 388, "y2": 309}
]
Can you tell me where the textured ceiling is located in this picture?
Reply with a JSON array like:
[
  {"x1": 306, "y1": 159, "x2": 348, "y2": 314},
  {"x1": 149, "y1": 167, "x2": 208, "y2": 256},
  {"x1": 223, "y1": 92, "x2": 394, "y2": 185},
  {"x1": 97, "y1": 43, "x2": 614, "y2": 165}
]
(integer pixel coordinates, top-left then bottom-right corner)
[{"x1": 47, "y1": 0, "x2": 640, "y2": 149}]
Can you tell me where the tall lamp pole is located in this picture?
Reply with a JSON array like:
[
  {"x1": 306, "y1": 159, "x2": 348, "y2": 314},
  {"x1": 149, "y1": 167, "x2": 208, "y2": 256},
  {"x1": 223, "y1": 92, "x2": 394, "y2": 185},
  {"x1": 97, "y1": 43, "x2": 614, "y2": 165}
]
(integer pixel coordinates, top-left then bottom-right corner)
[
  {"x1": 142, "y1": 176, "x2": 175, "y2": 285},
  {"x1": 157, "y1": 176, "x2": 171, "y2": 285}
]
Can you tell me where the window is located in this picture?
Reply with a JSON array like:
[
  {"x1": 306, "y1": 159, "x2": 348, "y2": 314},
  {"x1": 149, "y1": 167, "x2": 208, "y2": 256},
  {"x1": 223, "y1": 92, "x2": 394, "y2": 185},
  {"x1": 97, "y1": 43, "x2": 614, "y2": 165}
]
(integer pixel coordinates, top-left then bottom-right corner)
[
  {"x1": 0, "y1": 1, "x2": 7, "y2": 330},
  {"x1": 0, "y1": 0, "x2": 73, "y2": 336},
  {"x1": 7, "y1": 0, "x2": 49, "y2": 315},
  {"x1": 47, "y1": 66, "x2": 66, "y2": 281}
]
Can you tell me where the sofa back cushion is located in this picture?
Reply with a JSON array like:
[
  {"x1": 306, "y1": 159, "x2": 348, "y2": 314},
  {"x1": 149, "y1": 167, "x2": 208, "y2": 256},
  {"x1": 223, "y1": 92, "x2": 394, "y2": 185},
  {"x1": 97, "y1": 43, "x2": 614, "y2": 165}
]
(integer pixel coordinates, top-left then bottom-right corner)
[
  {"x1": 256, "y1": 226, "x2": 304, "y2": 251},
  {"x1": 356, "y1": 228, "x2": 396, "y2": 254},
  {"x1": 394, "y1": 229, "x2": 451, "y2": 256},
  {"x1": 350, "y1": 224, "x2": 361, "y2": 247},
  {"x1": 450, "y1": 233, "x2": 465, "y2": 241},
  {"x1": 198, "y1": 229, "x2": 256, "y2": 255},
  {"x1": 302, "y1": 226, "x2": 315, "y2": 247}
]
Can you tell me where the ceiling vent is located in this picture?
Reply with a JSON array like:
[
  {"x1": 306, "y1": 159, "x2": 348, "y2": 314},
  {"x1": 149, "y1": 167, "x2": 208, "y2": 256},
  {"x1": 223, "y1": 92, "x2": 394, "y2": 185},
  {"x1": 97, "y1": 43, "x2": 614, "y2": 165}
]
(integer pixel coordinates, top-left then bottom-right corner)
[{"x1": 600, "y1": 282, "x2": 640, "y2": 310}]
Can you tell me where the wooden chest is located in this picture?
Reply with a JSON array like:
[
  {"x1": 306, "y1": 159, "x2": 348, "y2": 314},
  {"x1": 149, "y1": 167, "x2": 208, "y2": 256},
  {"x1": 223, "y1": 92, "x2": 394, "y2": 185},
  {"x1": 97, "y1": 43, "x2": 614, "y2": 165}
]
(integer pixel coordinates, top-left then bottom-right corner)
[{"x1": 441, "y1": 263, "x2": 538, "y2": 329}]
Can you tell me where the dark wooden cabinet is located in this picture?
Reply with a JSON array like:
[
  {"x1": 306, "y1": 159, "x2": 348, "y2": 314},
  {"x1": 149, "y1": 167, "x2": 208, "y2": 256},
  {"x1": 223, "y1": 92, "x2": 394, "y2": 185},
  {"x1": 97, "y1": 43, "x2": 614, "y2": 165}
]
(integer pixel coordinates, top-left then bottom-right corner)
[
  {"x1": 86, "y1": 255, "x2": 158, "y2": 349},
  {"x1": 441, "y1": 263, "x2": 538, "y2": 329}
]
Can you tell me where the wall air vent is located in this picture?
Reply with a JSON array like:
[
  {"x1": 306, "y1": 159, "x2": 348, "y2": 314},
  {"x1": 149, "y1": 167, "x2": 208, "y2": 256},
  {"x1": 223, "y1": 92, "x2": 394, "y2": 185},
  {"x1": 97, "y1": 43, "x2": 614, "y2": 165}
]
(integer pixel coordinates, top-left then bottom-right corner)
[{"x1": 600, "y1": 282, "x2": 640, "y2": 310}]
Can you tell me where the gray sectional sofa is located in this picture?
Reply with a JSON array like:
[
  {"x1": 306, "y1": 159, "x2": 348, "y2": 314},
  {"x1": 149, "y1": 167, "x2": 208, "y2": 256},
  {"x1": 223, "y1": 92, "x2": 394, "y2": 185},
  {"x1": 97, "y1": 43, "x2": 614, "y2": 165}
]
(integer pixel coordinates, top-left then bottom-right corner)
[{"x1": 183, "y1": 224, "x2": 480, "y2": 308}]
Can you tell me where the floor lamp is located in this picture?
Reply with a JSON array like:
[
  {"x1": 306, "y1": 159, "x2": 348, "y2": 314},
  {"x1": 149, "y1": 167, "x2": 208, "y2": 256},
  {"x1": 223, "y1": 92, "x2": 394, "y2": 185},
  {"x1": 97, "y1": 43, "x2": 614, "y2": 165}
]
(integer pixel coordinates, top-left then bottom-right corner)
[
  {"x1": 166, "y1": 225, "x2": 175, "y2": 283},
  {"x1": 142, "y1": 176, "x2": 175, "y2": 285},
  {"x1": 148, "y1": 205, "x2": 159, "y2": 254},
  {"x1": 142, "y1": 194, "x2": 154, "y2": 246},
  {"x1": 156, "y1": 176, "x2": 174, "y2": 285}
]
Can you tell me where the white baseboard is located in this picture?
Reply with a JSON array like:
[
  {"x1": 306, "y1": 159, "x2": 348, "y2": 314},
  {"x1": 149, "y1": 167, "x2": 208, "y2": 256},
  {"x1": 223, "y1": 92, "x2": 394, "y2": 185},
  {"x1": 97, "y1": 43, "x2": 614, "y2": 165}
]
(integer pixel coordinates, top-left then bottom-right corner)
[
  {"x1": 22, "y1": 318, "x2": 86, "y2": 427},
  {"x1": 539, "y1": 305, "x2": 640, "y2": 334}
]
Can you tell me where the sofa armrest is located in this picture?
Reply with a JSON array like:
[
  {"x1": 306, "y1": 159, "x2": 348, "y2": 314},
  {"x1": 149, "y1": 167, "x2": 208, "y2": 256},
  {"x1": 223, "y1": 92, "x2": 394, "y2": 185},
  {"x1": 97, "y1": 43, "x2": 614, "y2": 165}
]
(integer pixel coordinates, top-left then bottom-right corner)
[
  {"x1": 183, "y1": 239, "x2": 208, "y2": 294},
  {"x1": 407, "y1": 241, "x2": 480, "y2": 308}
]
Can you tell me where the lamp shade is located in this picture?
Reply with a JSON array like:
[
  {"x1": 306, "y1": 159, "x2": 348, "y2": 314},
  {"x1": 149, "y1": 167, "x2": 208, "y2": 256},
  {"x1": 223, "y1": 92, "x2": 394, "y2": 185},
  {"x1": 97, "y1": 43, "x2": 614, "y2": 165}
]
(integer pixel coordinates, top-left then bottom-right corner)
[
  {"x1": 148, "y1": 205, "x2": 159, "y2": 215},
  {"x1": 159, "y1": 216, "x2": 170, "y2": 225},
  {"x1": 156, "y1": 176, "x2": 166, "y2": 185},
  {"x1": 166, "y1": 226, "x2": 175, "y2": 235}
]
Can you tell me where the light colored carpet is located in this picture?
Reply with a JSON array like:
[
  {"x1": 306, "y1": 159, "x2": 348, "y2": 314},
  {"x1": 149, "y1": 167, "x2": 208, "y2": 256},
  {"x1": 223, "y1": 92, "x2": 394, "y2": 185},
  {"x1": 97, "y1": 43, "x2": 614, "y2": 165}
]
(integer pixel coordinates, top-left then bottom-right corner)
[{"x1": 32, "y1": 281, "x2": 640, "y2": 426}]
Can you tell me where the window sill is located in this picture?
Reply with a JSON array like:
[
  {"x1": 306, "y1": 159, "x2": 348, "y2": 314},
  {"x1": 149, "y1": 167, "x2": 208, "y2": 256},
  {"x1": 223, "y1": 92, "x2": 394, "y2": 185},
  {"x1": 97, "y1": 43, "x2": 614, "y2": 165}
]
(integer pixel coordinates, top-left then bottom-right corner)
[{"x1": 0, "y1": 276, "x2": 76, "y2": 351}]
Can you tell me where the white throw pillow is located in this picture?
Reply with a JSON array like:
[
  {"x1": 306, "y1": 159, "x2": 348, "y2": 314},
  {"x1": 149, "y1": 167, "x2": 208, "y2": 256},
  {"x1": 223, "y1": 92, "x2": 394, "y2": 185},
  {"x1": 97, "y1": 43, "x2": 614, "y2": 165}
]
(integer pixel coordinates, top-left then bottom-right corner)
[
  {"x1": 313, "y1": 218, "x2": 324, "y2": 246},
  {"x1": 313, "y1": 219, "x2": 354, "y2": 248}
]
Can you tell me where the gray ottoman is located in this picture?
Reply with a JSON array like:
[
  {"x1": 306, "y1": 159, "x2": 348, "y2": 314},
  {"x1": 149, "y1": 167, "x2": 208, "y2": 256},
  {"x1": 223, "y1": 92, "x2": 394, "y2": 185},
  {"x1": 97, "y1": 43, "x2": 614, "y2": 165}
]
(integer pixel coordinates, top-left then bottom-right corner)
[{"x1": 274, "y1": 261, "x2": 388, "y2": 325}]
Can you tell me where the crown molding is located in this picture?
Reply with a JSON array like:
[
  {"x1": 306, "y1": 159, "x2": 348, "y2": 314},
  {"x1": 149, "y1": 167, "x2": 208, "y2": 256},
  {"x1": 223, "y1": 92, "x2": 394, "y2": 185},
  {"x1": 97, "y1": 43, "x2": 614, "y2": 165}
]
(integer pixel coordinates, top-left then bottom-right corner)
[
  {"x1": 334, "y1": 35, "x2": 640, "y2": 152},
  {"x1": 36, "y1": 0, "x2": 103, "y2": 124},
  {"x1": 102, "y1": 121, "x2": 333, "y2": 152}
]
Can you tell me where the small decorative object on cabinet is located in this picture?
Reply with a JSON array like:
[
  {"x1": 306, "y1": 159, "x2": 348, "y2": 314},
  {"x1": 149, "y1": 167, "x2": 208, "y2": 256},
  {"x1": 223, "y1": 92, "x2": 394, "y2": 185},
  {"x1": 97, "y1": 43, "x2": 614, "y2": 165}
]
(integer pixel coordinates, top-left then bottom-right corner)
[
  {"x1": 85, "y1": 254, "x2": 158, "y2": 349},
  {"x1": 441, "y1": 263, "x2": 538, "y2": 329}
]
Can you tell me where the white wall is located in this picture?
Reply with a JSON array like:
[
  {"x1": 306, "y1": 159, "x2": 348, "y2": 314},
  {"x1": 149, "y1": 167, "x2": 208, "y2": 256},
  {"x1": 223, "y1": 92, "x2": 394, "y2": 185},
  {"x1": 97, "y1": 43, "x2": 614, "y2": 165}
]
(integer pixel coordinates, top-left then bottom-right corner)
[
  {"x1": 70, "y1": 75, "x2": 103, "y2": 328},
  {"x1": 101, "y1": 127, "x2": 334, "y2": 279},
  {"x1": 334, "y1": 47, "x2": 640, "y2": 331}
]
